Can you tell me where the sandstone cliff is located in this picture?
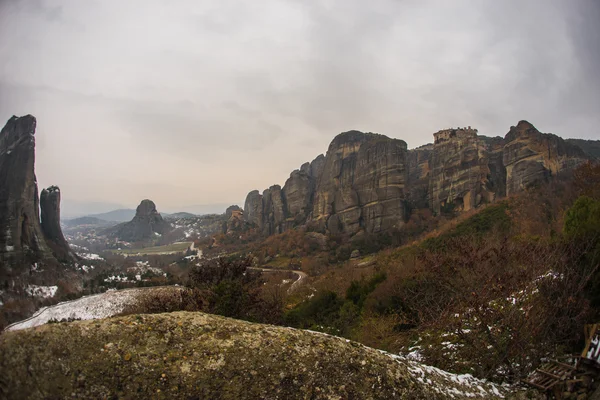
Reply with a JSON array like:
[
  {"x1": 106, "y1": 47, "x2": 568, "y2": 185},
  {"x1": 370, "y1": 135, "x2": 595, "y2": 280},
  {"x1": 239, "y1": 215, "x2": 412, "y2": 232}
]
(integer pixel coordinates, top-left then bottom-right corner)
[
  {"x1": 406, "y1": 144, "x2": 433, "y2": 209},
  {"x1": 244, "y1": 132, "x2": 409, "y2": 236},
  {"x1": 427, "y1": 128, "x2": 506, "y2": 214},
  {"x1": 503, "y1": 121, "x2": 589, "y2": 195},
  {"x1": 0, "y1": 311, "x2": 508, "y2": 399},
  {"x1": 312, "y1": 131, "x2": 408, "y2": 235},
  {"x1": 0, "y1": 116, "x2": 55, "y2": 266},
  {"x1": 242, "y1": 121, "x2": 591, "y2": 237},
  {"x1": 107, "y1": 199, "x2": 171, "y2": 242}
]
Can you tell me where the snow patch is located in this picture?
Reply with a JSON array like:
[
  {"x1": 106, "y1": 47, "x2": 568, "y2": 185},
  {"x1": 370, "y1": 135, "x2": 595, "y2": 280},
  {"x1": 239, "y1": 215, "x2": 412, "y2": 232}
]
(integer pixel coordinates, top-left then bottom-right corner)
[
  {"x1": 6, "y1": 288, "x2": 151, "y2": 331},
  {"x1": 26, "y1": 285, "x2": 58, "y2": 299},
  {"x1": 77, "y1": 252, "x2": 104, "y2": 260}
]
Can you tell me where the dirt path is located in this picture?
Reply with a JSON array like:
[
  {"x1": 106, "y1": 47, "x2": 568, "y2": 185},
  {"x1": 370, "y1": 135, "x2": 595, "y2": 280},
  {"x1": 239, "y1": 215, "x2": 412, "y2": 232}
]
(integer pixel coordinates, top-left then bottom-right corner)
[{"x1": 249, "y1": 267, "x2": 308, "y2": 294}]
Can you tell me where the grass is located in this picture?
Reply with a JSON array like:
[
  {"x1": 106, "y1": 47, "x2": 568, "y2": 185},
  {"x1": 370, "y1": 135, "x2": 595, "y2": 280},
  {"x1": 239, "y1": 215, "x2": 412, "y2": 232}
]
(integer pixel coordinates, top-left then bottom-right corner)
[
  {"x1": 264, "y1": 256, "x2": 295, "y2": 269},
  {"x1": 110, "y1": 242, "x2": 192, "y2": 255}
]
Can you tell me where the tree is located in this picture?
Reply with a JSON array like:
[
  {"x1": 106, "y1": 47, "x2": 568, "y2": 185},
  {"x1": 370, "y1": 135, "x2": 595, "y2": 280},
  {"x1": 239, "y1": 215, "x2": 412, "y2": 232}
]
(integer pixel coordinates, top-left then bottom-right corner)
[{"x1": 564, "y1": 196, "x2": 600, "y2": 240}]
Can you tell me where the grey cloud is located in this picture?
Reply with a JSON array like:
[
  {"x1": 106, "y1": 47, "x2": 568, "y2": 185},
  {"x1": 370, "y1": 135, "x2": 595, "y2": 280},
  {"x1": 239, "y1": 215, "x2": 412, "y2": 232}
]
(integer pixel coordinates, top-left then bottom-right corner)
[{"x1": 0, "y1": 0, "x2": 599, "y2": 213}]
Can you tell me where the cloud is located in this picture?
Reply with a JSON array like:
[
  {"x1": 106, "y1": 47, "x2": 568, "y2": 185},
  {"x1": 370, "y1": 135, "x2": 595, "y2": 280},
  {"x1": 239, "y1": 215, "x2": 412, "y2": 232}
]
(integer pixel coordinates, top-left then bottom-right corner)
[{"x1": 0, "y1": 0, "x2": 599, "y2": 213}]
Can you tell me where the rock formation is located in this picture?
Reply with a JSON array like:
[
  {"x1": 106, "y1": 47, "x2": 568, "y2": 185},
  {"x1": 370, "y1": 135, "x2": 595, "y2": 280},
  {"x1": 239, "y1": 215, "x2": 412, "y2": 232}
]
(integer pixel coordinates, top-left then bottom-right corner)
[
  {"x1": 0, "y1": 311, "x2": 508, "y2": 399},
  {"x1": 428, "y1": 127, "x2": 497, "y2": 214},
  {"x1": 243, "y1": 190, "x2": 263, "y2": 229},
  {"x1": 311, "y1": 131, "x2": 408, "y2": 235},
  {"x1": 223, "y1": 205, "x2": 244, "y2": 233},
  {"x1": 40, "y1": 186, "x2": 77, "y2": 262},
  {"x1": 503, "y1": 121, "x2": 589, "y2": 195},
  {"x1": 0, "y1": 116, "x2": 55, "y2": 265},
  {"x1": 243, "y1": 121, "x2": 592, "y2": 238},
  {"x1": 406, "y1": 144, "x2": 433, "y2": 209},
  {"x1": 107, "y1": 199, "x2": 171, "y2": 242}
]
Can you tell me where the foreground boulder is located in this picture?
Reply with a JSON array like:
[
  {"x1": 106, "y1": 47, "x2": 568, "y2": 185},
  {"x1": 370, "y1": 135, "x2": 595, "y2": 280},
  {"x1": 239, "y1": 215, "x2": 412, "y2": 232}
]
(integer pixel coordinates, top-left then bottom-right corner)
[{"x1": 0, "y1": 312, "x2": 508, "y2": 399}]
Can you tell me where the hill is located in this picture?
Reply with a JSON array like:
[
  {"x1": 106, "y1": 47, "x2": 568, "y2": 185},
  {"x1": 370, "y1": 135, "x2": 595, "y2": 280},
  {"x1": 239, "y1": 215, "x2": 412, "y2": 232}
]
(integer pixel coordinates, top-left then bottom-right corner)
[
  {"x1": 86, "y1": 208, "x2": 136, "y2": 222},
  {"x1": 63, "y1": 216, "x2": 118, "y2": 228},
  {"x1": 163, "y1": 211, "x2": 197, "y2": 220},
  {"x1": 0, "y1": 311, "x2": 511, "y2": 399}
]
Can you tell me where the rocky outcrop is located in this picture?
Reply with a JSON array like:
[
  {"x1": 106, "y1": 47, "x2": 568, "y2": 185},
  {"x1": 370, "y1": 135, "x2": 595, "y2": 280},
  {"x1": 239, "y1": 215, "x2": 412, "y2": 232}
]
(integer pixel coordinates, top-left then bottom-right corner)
[
  {"x1": 428, "y1": 127, "x2": 497, "y2": 214},
  {"x1": 244, "y1": 132, "x2": 409, "y2": 236},
  {"x1": 243, "y1": 121, "x2": 591, "y2": 238},
  {"x1": 503, "y1": 121, "x2": 590, "y2": 195},
  {"x1": 225, "y1": 205, "x2": 242, "y2": 219},
  {"x1": 0, "y1": 311, "x2": 508, "y2": 399},
  {"x1": 243, "y1": 190, "x2": 263, "y2": 228},
  {"x1": 40, "y1": 186, "x2": 77, "y2": 262},
  {"x1": 244, "y1": 155, "x2": 325, "y2": 235},
  {"x1": 0, "y1": 115, "x2": 54, "y2": 265},
  {"x1": 261, "y1": 185, "x2": 286, "y2": 235},
  {"x1": 312, "y1": 131, "x2": 408, "y2": 235},
  {"x1": 223, "y1": 205, "x2": 244, "y2": 234},
  {"x1": 107, "y1": 199, "x2": 171, "y2": 242}
]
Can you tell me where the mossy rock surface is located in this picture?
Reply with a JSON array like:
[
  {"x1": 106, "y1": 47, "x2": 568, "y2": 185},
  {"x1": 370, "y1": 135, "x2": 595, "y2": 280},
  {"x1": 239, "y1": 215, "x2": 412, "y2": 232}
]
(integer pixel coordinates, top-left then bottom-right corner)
[{"x1": 1, "y1": 311, "x2": 506, "y2": 399}]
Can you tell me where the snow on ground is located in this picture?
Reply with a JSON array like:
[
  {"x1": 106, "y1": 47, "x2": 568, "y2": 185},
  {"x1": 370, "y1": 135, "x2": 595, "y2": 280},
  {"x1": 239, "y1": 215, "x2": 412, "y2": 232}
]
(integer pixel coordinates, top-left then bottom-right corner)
[
  {"x1": 6, "y1": 288, "x2": 146, "y2": 331},
  {"x1": 77, "y1": 252, "x2": 104, "y2": 260},
  {"x1": 389, "y1": 352, "x2": 508, "y2": 398},
  {"x1": 76, "y1": 264, "x2": 94, "y2": 273},
  {"x1": 301, "y1": 328, "x2": 509, "y2": 398},
  {"x1": 25, "y1": 285, "x2": 58, "y2": 298},
  {"x1": 127, "y1": 261, "x2": 164, "y2": 276}
]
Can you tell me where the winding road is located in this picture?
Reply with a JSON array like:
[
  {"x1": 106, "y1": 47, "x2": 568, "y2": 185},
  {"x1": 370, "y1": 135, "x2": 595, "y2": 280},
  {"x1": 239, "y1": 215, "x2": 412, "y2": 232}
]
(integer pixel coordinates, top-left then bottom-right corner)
[{"x1": 249, "y1": 267, "x2": 308, "y2": 293}]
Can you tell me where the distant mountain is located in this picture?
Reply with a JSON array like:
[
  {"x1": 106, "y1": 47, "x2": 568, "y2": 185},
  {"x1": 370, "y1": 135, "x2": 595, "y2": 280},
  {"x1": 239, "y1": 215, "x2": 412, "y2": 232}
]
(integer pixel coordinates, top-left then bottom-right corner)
[
  {"x1": 164, "y1": 212, "x2": 197, "y2": 220},
  {"x1": 63, "y1": 216, "x2": 118, "y2": 228},
  {"x1": 60, "y1": 200, "x2": 129, "y2": 220},
  {"x1": 86, "y1": 209, "x2": 136, "y2": 222},
  {"x1": 165, "y1": 204, "x2": 233, "y2": 215}
]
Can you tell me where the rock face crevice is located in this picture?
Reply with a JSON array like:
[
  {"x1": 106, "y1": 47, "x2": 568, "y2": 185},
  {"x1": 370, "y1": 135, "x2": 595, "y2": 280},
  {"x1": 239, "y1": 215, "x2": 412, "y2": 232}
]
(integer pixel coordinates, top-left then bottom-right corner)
[
  {"x1": 0, "y1": 115, "x2": 61, "y2": 266},
  {"x1": 244, "y1": 121, "x2": 593, "y2": 237}
]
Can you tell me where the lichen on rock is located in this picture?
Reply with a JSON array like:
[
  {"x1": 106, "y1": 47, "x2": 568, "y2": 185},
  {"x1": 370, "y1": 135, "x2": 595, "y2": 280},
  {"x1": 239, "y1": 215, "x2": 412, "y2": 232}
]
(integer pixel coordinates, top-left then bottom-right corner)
[{"x1": 0, "y1": 311, "x2": 511, "y2": 399}]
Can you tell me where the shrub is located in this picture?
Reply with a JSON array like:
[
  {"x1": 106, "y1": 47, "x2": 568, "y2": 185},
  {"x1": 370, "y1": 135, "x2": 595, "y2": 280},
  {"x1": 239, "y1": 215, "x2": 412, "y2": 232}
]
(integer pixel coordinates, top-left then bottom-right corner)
[
  {"x1": 564, "y1": 196, "x2": 600, "y2": 240},
  {"x1": 121, "y1": 287, "x2": 204, "y2": 315}
]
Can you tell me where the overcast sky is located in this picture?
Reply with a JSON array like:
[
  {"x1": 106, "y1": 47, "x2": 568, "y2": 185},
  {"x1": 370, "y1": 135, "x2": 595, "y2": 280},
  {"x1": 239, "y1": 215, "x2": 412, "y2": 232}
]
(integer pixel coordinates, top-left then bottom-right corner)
[{"x1": 1, "y1": 0, "x2": 599, "y2": 216}]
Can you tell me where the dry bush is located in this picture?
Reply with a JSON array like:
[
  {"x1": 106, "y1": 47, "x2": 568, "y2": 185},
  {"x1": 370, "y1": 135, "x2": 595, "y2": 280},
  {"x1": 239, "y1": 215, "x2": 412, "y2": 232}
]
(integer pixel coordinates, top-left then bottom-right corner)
[
  {"x1": 377, "y1": 235, "x2": 598, "y2": 382},
  {"x1": 121, "y1": 287, "x2": 205, "y2": 316}
]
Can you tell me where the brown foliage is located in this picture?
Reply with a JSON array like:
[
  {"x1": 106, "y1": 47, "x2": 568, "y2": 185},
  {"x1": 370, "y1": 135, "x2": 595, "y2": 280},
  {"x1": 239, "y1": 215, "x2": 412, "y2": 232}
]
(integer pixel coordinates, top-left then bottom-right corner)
[
  {"x1": 121, "y1": 287, "x2": 205, "y2": 315},
  {"x1": 369, "y1": 235, "x2": 598, "y2": 381}
]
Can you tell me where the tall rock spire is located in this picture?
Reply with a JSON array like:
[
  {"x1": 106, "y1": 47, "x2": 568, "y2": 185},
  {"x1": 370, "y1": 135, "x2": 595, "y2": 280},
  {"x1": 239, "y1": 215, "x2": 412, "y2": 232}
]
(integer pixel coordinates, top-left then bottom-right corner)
[
  {"x1": 40, "y1": 186, "x2": 78, "y2": 262},
  {"x1": 0, "y1": 115, "x2": 54, "y2": 264}
]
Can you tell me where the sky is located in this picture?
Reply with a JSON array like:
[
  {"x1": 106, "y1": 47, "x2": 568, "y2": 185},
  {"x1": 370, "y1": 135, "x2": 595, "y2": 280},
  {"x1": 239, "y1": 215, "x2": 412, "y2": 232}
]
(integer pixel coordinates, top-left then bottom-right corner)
[{"x1": 1, "y1": 0, "x2": 599, "y2": 217}]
